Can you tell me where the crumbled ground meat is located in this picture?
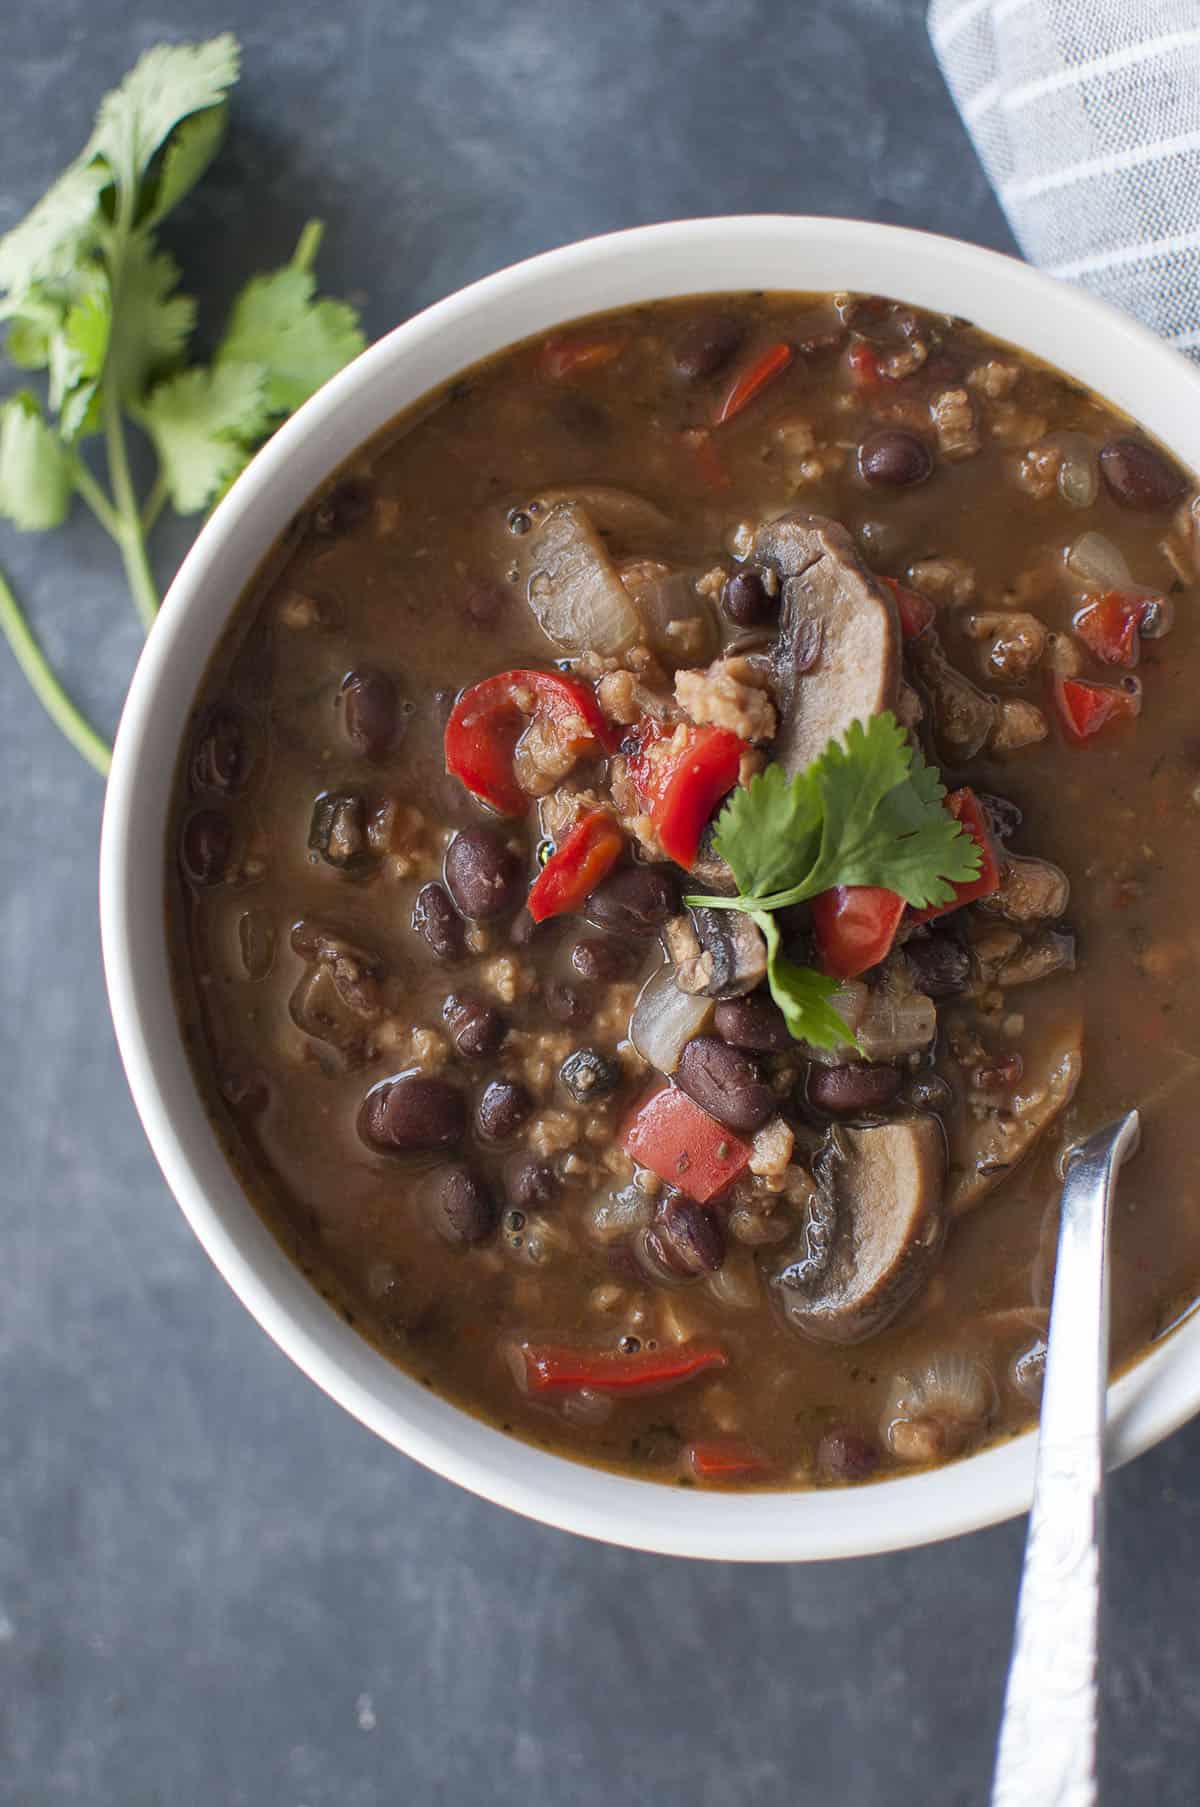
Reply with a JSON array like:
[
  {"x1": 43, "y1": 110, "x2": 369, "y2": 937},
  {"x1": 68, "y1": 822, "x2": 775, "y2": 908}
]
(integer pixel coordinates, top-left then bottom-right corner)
[
  {"x1": 480, "y1": 954, "x2": 533, "y2": 1005},
  {"x1": 597, "y1": 668, "x2": 674, "y2": 727},
  {"x1": 930, "y1": 388, "x2": 980, "y2": 460},
  {"x1": 590, "y1": 981, "x2": 640, "y2": 1041},
  {"x1": 276, "y1": 590, "x2": 324, "y2": 629},
  {"x1": 675, "y1": 656, "x2": 777, "y2": 742},
  {"x1": 374, "y1": 1021, "x2": 451, "y2": 1073},
  {"x1": 1044, "y1": 631, "x2": 1083, "y2": 677},
  {"x1": 990, "y1": 698, "x2": 1048, "y2": 751},
  {"x1": 505, "y1": 1028, "x2": 576, "y2": 1098},
  {"x1": 695, "y1": 565, "x2": 727, "y2": 600},
  {"x1": 368, "y1": 801, "x2": 442, "y2": 878},
  {"x1": 749, "y1": 1116, "x2": 795, "y2": 1185},
  {"x1": 738, "y1": 746, "x2": 768, "y2": 786},
  {"x1": 881, "y1": 339, "x2": 927, "y2": 380},
  {"x1": 607, "y1": 754, "x2": 666, "y2": 861},
  {"x1": 538, "y1": 785, "x2": 611, "y2": 841},
  {"x1": 907, "y1": 556, "x2": 976, "y2": 607},
  {"x1": 528, "y1": 1109, "x2": 583, "y2": 1159},
  {"x1": 1015, "y1": 440, "x2": 1063, "y2": 500},
  {"x1": 968, "y1": 360, "x2": 1021, "y2": 400},
  {"x1": 512, "y1": 712, "x2": 588, "y2": 797},
  {"x1": 963, "y1": 610, "x2": 1047, "y2": 681},
  {"x1": 989, "y1": 403, "x2": 1048, "y2": 448}
]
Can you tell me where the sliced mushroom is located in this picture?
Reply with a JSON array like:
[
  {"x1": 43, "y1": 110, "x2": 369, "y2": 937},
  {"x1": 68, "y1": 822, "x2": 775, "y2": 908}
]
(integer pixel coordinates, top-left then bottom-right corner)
[
  {"x1": 994, "y1": 926, "x2": 1076, "y2": 988},
  {"x1": 753, "y1": 512, "x2": 900, "y2": 775},
  {"x1": 981, "y1": 854, "x2": 1070, "y2": 923},
  {"x1": 771, "y1": 1115, "x2": 946, "y2": 1344},
  {"x1": 689, "y1": 823, "x2": 737, "y2": 894},
  {"x1": 520, "y1": 501, "x2": 642, "y2": 656},
  {"x1": 948, "y1": 1018, "x2": 1083, "y2": 1215},
  {"x1": 906, "y1": 627, "x2": 996, "y2": 761},
  {"x1": 665, "y1": 908, "x2": 768, "y2": 998},
  {"x1": 527, "y1": 485, "x2": 675, "y2": 545}
]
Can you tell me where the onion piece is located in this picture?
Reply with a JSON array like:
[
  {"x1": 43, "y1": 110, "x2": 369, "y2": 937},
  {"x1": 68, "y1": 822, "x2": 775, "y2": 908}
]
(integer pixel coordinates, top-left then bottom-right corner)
[
  {"x1": 1065, "y1": 529, "x2": 1132, "y2": 589},
  {"x1": 1046, "y1": 431, "x2": 1099, "y2": 508},
  {"x1": 882, "y1": 1353, "x2": 997, "y2": 1462},
  {"x1": 802, "y1": 980, "x2": 870, "y2": 1065},
  {"x1": 524, "y1": 502, "x2": 642, "y2": 656},
  {"x1": 631, "y1": 964, "x2": 715, "y2": 1073},
  {"x1": 619, "y1": 562, "x2": 719, "y2": 668}
]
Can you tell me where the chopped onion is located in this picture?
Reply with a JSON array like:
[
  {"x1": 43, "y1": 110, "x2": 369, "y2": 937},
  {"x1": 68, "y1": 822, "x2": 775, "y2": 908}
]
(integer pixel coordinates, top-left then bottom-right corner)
[
  {"x1": 1065, "y1": 529, "x2": 1131, "y2": 589},
  {"x1": 1046, "y1": 431, "x2": 1099, "y2": 508},
  {"x1": 631, "y1": 963, "x2": 715, "y2": 1073},
  {"x1": 882, "y1": 1353, "x2": 997, "y2": 1459},
  {"x1": 803, "y1": 980, "x2": 869, "y2": 1065},
  {"x1": 587, "y1": 1184, "x2": 653, "y2": 1244},
  {"x1": 531, "y1": 485, "x2": 674, "y2": 543},
  {"x1": 705, "y1": 1248, "x2": 761, "y2": 1312},
  {"x1": 524, "y1": 501, "x2": 641, "y2": 656},
  {"x1": 620, "y1": 563, "x2": 718, "y2": 669},
  {"x1": 857, "y1": 987, "x2": 936, "y2": 1062}
]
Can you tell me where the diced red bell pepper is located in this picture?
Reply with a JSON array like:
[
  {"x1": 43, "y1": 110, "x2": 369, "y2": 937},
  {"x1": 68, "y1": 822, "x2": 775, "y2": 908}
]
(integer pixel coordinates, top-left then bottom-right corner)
[
  {"x1": 527, "y1": 810, "x2": 624, "y2": 923},
  {"x1": 622, "y1": 1086, "x2": 751, "y2": 1204},
  {"x1": 513, "y1": 1338, "x2": 727, "y2": 1397},
  {"x1": 811, "y1": 884, "x2": 906, "y2": 979},
  {"x1": 537, "y1": 333, "x2": 624, "y2": 381},
  {"x1": 682, "y1": 427, "x2": 731, "y2": 490},
  {"x1": 445, "y1": 668, "x2": 615, "y2": 816},
  {"x1": 1052, "y1": 674, "x2": 1142, "y2": 743},
  {"x1": 629, "y1": 721, "x2": 745, "y2": 868},
  {"x1": 909, "y1": 787, "x2": 1002, "y2": 923},
  {"x1": 880, "y1": 574, "x2": 937, "y2": 639},
  {"x1": 847, "y1": 339, "x2": 890, "y2": 393},
  {"x1": 1072, "y1": 591, "x2": 1164, "y2": 668},
  {"x1": 714, "y1": 341, "x2": 794, "y2": 426},
  {"x1": 688, "y1": 1438, "x2": 772, "y2": 1483}
]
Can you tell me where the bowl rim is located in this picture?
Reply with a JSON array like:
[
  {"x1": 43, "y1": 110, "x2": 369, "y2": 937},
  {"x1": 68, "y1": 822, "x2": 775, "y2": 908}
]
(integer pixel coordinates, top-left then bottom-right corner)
[{"x1": 100, "y1": 214, "x2": 1200, "y2": 1561}]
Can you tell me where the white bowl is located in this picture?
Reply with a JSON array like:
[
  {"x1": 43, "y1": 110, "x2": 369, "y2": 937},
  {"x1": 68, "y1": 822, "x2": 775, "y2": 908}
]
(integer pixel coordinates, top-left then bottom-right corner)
[{"x1": 100, "y1": 216, "x2": 1200, "y2": 1561}]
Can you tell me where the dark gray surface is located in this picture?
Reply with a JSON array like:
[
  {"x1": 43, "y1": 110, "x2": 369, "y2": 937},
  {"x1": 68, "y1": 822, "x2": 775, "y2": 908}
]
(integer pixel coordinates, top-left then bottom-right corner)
[{"x1": 1, "y1": 2, "x2": 1197, "y2": 1802}]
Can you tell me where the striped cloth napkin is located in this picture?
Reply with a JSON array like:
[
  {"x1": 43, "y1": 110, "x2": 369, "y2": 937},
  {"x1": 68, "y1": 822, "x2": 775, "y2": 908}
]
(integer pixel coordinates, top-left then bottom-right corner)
[{"x1": 929, "y1": 0, "x2": 1200, "y2": 357}]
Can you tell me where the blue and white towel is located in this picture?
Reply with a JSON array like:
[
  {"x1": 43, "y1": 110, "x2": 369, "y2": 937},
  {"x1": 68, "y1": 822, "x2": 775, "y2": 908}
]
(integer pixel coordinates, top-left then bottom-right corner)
[{"x1": 929, "y1": 0, "x2": 1200, "y2": 355}]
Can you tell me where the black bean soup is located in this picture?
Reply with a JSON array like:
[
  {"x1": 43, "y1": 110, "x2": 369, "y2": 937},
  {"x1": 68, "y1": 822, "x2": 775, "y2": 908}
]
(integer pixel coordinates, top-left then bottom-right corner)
[{"x1": 168, "y1": 292, "x2": 1200, "y2": 1491}]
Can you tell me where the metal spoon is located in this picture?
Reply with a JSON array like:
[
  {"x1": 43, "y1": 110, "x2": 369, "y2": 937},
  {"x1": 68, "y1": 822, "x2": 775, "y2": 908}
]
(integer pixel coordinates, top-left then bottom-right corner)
[{"x1": 990, "y1": 1108, "x2": 1141, "y2": 1807}]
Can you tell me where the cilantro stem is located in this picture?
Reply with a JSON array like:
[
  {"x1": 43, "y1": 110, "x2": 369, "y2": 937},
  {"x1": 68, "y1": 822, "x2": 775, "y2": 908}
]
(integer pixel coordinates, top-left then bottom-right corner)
[
  {"x1": 71, "y1": 459, "x2": 124, "y2": 542},
  {"x1": 0, "y1": 564, "x2": 112, "y2": 776},
  {"x1": 141, "y1": 472, "x2": 169, "y2": 536},
  {"x1": 291, "y1": 219, "x2": 324, "y2": 273}
]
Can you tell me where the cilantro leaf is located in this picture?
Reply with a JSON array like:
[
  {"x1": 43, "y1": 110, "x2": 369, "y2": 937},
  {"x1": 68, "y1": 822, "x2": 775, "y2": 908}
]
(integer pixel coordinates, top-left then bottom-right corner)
[
  {"x1": 0, "y1": 162, "x2": 108, "y2": 295},
  {"x1": 712, "y1": 762, "x2": 822, "y2": 902},
  {"x1": 139, "y1": 361, "x2": 269, "y2": 512},
  {"x1": 106, "y1": 242, "x2": 194, "y2": 403},
  {"x1": 756, "y1": 914, "x2": 859, "y2": 1053},
  {"x1": 0, "y1": 394, "x2": 75, "y2": 530},
  {"x1": 216, "y1": 259, "x2": 366, "y2": 415},
  {"x1": 88, "y1": 34, "x2": 240, "y2": 207},
  {"x1": 140, "y1": 102, "x2": 230, "y2": 227}
]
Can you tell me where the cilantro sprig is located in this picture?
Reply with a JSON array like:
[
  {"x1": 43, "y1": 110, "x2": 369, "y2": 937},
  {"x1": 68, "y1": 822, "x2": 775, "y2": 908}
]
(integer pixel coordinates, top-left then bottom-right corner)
[
  {"x1": 0, "y1": 35, "x2": 366, "y2": 775},
  {"x1": 685, "y1": 713, "x2": 981, "y2": 1049}
]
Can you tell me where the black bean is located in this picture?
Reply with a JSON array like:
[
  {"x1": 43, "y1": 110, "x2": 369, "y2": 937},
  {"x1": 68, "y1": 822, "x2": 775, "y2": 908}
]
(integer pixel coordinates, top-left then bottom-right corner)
[
  {"x1": 645, "y1": 1194, "x2": 725, "y2": 1277},
  {"x1": 975, "y1": 792, "x2": 1023, "y2": 842},
  {"x1": 545, "y1": 979, "x2": 594, "y2": 1027},
  {"x1": 571, "y1": 936, "x2": 638, "y2": 981},
  {"x1": 722, "y1": 568, "x2": 774, "y2": 628},
  {"x1": 411, "y1": 883, "x2": 465, "y2": 963},
  {"x1": 902, "y1": 932, "x2": 971, "y2": 999},
  {"x1": 191, "y1": 708, "x2": 250, "y2": 793},
  {"x1": 559, "y1": 1047, "x2": 622, "y2": 1105},
  {"x1": 342, "y1": 668, "x2": 398, "y2": 760},
  {"x1": 443, "y1": 994, "x2": 506, "y2": 1059},
  {"x1": 444, "y1": 828, "x2": 523, "y2": 920},
  {"x1": 675, "y1": 1036, "x2": 774, "y2": 1134},
  {"x1": 806, "y1": 1062, "x2": 901, "y2": 1115},
  {"x1": 308, "y1": 792, "x2": 370, "y2": 869},
  {"x1": 674, "y1": 314, "x2": 745, "y2": 381},
  {"x1": 858, "y1": 428, "x2": 933, "y2": 488},
  {"x1": 509, "y1": 1158, "x2": 561, "y2": 1211},
  {"x1": 816, "y1": 1425, "x2": 880, "y2": 1482},
  {"x1": 1099, "y1": 435, "x2": 1187, "y2": 511},
  {"x1": 586, "y1": 865, "x2": 679, "y2": 937},
  {"x1": 463, "y1": 579, "x2": 508, "y2": 630},
  {"x1": 361, "y1": 1075, "x2": 466, "y2": 1152},
  {"x1": 312, "y1": 477, "x2": 373, "y2": 536},
  {"x1": 713, "y1": 992, "x2": 793, "y2": 1053},
  {"x1": 181, "y1": 811, "x2": 231, "y2": 885},
  {"x1": 476, "y1": 1079, "x2": 533, "y2": 1142},
  {"x1": 427, "y1": 1164, "x2": 499, "y2": 1246}
]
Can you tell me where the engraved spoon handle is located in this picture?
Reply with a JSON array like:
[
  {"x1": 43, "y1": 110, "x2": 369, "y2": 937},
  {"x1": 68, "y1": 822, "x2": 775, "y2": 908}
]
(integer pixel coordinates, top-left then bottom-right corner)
[{"x1": 990, "y1": 1108, "x2": 1140, "y2": 1807}]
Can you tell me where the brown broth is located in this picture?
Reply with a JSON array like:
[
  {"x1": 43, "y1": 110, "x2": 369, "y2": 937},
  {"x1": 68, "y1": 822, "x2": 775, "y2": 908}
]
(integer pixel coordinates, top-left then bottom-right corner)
[{"x1": 167, "y1": 292, "x2": 1200, "y2": 1490}]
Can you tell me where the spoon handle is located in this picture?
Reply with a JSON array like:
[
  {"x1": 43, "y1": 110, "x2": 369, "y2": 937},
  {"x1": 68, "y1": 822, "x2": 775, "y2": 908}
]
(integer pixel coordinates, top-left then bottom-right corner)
[{"x1": 990, "y1": 1109, "x2": 1140, "y2": 1807}]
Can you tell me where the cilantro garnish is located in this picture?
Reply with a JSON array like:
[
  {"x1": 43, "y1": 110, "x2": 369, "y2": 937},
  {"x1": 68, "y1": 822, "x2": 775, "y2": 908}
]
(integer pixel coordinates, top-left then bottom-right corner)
[
  {"x1": 0, "y1": 35, "x2": 366, "y2": 775},
  {"x1": 685, "y1": 713, "x2": 981, "y2": 1049}
]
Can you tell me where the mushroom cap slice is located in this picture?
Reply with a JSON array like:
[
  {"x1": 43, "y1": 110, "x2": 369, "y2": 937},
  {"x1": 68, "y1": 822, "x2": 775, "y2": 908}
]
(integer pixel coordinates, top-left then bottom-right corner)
[
  {"x1": 519, "y1": 501, "x2": 642, "y2": 657},
  {"x1": 772, "y1": 1115, "x2": 946, "y2": 1344},
  {"x1": 753, "y1": 511, "x2": 900, "y2": 776},
  {"x1": 665, "y1": 908, "x2": 768, "y2": 998},
  {"x1": 948, "y1": 1018, "x2": 1083, "y2": 1216}
]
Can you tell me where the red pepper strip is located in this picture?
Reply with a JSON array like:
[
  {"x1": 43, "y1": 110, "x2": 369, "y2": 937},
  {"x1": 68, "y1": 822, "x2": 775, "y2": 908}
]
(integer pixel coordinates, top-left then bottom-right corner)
[
  {"x1": 515, "y1": 1338, "x2": 727, "y2": 1397},
  {"x1": 1052, "y1": 674, "x2": 1142, "y2": 743},
  {"x1": 880, "y1": 574, "x2": 937, "y2": 639},
  {"x1": 682, "y1": 428, "x2": 731, "y2": 490},
  {"x1": 527, "y1": 810, "x2": 624, "y2": 923},
  {"x1": 445, "y1": 668, "x2": 616, "y2": 816},
  {"x1": 622, "y1": 1085, "x2": 751, "y2": 1204},
  {"x1": 811, "y1": 884, "x2": 906, "y2": 980},
  {"x1": 688, "y1": 1438, "x2": 772, "y2": 1483},
  {"x1": 1072, "y1": 591, "x2": 1160, "y2": 668},
  {"x1": 629, "y1": 720, "x2": 745, "y2": 868},
  {"x1": 847, "y1": 339, "x2": 889, "y2": 393},
  {"x1": 909, "y1": 787, "x2": 1002, "y2": 924},
  {"x1": 714, "y1": 341, "x2": 794, "y2": 426},
  {"x1": 537, "y1": 333, "x2": 625, "y2": 380}
]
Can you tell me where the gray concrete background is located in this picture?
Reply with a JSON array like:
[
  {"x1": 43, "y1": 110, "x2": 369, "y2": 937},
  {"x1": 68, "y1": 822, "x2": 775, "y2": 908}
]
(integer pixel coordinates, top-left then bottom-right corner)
[{"x1": 2, "y1": 3, "x2": 1198, "y2": 1802}]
